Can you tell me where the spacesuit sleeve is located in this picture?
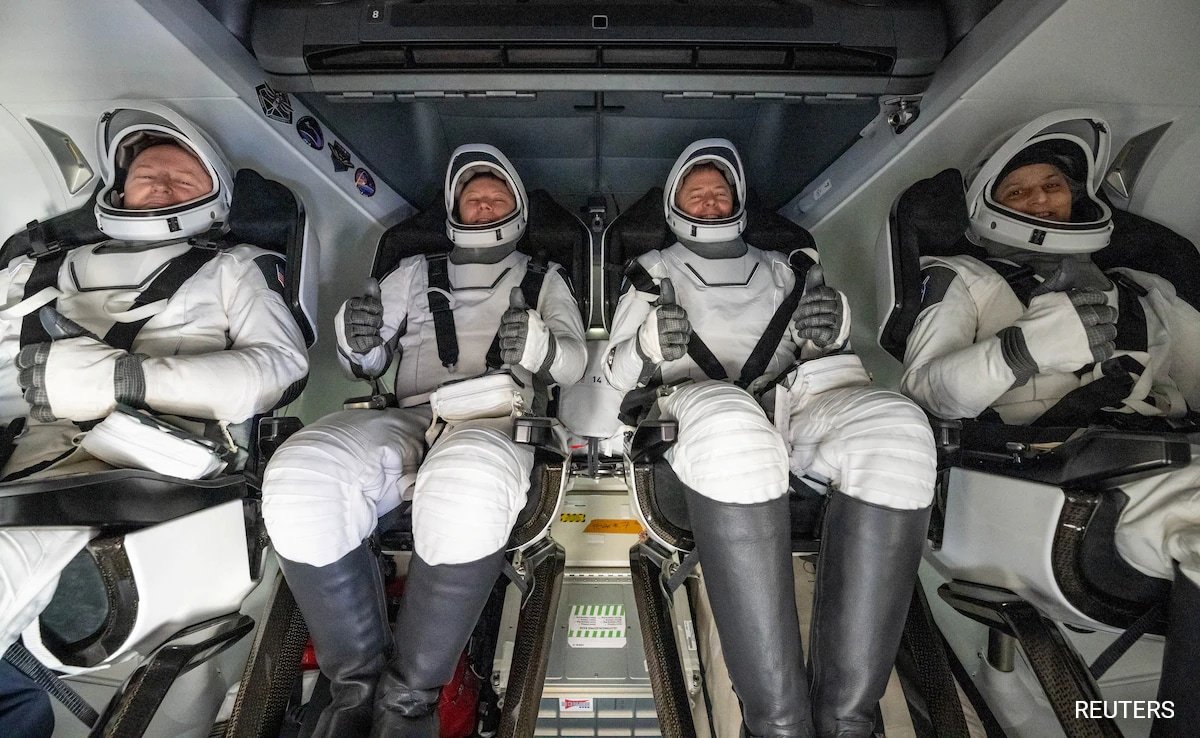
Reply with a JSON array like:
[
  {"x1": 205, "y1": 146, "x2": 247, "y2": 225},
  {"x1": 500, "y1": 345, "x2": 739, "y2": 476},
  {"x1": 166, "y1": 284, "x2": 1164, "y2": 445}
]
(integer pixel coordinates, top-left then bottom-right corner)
[
  {"x1": 139, "y1": 251, "x2": 309, "y2": 423},
  {"x1": 333, "y1": 262, "x2": 413, "y2": 379},
  {"x1": 603, "y1": 283, "x2": 655, "y2": 393},
  {"x1": 900, "y1": 266, "x2": 1020, "y2": 420},
  {"x1": 535, "y1": 267, "x2": 587, "y2": 385},
  {"x1": 0, "y1": 259, "x2": 33, "y2": 421}
]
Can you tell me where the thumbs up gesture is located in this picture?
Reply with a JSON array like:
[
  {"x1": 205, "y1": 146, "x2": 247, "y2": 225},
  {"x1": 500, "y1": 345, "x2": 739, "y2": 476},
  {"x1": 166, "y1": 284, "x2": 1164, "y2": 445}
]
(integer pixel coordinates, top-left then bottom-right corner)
[
  {"x1": 791, "y1": 264, "x2": 851, "y2": 352},
  {"x1": 636, "y1": 277, "x2": 691, "y2": 364},
  {"x1": 342, "y1": 278, "x2": 385, "y2": 354},
  {"x1": 500, "y1": 286, "x2": 554, "y2": 372}
]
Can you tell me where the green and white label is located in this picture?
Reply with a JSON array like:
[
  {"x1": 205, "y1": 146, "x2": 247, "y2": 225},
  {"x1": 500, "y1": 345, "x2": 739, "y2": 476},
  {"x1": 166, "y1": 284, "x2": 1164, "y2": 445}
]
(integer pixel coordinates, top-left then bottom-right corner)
[{"x1": 567, "y1": 604, "x2": 626, "y2": 648}]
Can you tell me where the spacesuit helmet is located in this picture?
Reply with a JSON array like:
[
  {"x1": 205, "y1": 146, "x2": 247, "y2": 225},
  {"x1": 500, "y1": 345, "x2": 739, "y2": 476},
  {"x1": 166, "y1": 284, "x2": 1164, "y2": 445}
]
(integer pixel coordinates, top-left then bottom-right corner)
[
  {"x1": 664, "y1": 138, "x2": 747, "y2": 244},
  {"x1": 443, "y1": 144, "x2": 528, "y2": 249},
  {"x1": 966, "y1": 109, "x2": 1113, "y2": 254},
  {"x1": 95, "y1": 103, "x2": 233, "y2": 242}
]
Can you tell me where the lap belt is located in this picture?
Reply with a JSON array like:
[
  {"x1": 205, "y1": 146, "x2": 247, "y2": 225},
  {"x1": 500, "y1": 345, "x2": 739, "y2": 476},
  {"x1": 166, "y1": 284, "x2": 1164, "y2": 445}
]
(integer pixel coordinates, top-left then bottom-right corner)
[{"x1": 3, "y1": 640, "x2": 99, "y2": 727}]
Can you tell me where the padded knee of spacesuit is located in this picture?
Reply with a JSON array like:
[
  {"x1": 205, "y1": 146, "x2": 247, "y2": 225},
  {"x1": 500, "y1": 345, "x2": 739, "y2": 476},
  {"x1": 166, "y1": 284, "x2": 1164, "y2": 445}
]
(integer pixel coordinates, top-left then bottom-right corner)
[
  {"x1": 412, "y1": 423, "x2": 535, "y2": 566},
  {"x1": 603, "y1": 187, "x2": 815, "y2": 324},
  {"x1": 371, "y1": 188, "x2": 589, "y2": 320},
  {"x1": 21, "y1": 498, "x2": 255, "y2": 672}
]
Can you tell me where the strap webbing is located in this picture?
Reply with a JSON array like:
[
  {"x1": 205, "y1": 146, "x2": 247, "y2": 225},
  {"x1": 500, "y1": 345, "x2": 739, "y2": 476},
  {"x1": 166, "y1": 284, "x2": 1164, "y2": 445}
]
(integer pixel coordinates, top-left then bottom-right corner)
[
  {"x1": 19, "y1": 252, "x2": 68, "y2": 348},
  {"x1": 1089, "y1": 601, "x2": 1166, "y2": 679},
  {"x1": 985, "y1": 259, "x2": 1039, "y2": 306},
  {"x1": 1030, "y1": 355, "x2": 1140, "y2": 428},
  {"x1": 3, "y1": 640, "x2": 99, "y2": 727},
  {"x1": 425, "y1": 254, "x2": 458, "y2": 368},
  {"x1": 103, "y1": 247, "x2": 220, "y2": 352}
]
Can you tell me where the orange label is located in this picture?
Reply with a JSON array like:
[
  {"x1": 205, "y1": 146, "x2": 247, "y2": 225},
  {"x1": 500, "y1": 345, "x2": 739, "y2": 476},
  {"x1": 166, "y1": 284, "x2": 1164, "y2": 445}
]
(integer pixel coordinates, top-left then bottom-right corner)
[{"x1": 583, "y1": 519, "x2": 643, "y2": 535}]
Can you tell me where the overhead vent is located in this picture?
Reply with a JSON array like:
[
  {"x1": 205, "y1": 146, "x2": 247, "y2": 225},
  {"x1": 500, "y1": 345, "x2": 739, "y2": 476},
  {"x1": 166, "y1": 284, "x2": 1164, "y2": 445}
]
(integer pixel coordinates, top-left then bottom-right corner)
[{"x1": 304, "y1": 43, "x2": 895, "y2": 74}]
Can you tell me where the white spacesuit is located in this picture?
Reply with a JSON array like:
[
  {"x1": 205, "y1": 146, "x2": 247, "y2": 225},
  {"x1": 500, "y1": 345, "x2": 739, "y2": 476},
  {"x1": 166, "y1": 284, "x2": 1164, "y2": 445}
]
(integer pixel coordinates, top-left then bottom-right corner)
[
  {"x1": 604, "y1": 139, "x2": 935, "y2": 738},
  {"x1": 900, "y1": 110, "x2": 1200, "y2": 734},
  {"x1": 0, "y1": 104, "x2": 309, "y2": 729},
  {"x1": 261, "y1": 144, "x2": 586, "y2": 738}
]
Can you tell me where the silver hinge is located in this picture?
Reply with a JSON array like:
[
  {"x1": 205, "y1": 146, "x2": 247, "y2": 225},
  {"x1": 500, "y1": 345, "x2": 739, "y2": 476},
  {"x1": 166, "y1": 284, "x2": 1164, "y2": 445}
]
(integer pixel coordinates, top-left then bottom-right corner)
[{"x1": 883, "y1": 96, "x2": 921, "y2": 134}]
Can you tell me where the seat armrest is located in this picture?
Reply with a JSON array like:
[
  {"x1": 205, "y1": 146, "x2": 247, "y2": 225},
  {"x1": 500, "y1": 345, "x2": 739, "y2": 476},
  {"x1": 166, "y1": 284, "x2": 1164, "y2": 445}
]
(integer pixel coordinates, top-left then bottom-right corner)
[
  {"x1": 960, "y1": 428, "x2": 1190, "y2": 489},
  {"x1": 0, "y1": 470, "x2": 246, "y2": 531},
  {"x1": 630, "y1": 419, "x2": 678, "y2": 463}
]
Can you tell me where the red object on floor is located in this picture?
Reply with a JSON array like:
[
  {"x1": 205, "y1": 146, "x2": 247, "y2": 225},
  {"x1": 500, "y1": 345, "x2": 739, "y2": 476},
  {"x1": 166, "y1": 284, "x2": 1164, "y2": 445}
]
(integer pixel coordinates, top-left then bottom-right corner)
[{"x1": 438, "y1": 652, "x2": 480, "y2": 738}]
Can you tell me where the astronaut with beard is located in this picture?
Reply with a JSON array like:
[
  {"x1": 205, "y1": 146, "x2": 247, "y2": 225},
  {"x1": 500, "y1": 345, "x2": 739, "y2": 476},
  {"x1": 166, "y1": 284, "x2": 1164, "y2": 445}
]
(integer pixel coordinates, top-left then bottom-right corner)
[
  {"x1": 0, "y1": 104, "x2": 309, "y2": 735},
  {"x1": 261, "y1": 144, "x2": 586, "y2": 738},
  {"x1": 901, "y1": 110, "x2": 1200, "y2": 736},
  {"x1": 605, "y1": 139, "x2": 936, "y2": 738}
]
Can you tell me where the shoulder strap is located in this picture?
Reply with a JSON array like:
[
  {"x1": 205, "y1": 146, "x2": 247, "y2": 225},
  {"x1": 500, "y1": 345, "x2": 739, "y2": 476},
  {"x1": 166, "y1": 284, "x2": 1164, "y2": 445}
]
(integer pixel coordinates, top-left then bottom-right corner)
[
  {"x1": 19, "y1": 251, "x2": 69, "y2": 348},
  {"x1": 736, "y1": 250, "x2": 816, "y2": 387},
  {"x1": 625, "y1": 257, "x2": 729, "y2": 381},
  {"x1": 1110, "y1": 272, "x2": 1148, "y2": 353},
  {"x1": 486, "y1": 258, "x2": 551, "y2": 371},
  {"x1": 0, "y1": 185, "x2": 104, "y2": 266},
  {"x1": 425, "y1": 254, "x2": 459, "y2": 369},
  {"x1": 103, "y1": 246, "x2": 221, "y2": 352},
  {"x1": 984, "y1": 258, "x2": 1039, "y2": 306}
]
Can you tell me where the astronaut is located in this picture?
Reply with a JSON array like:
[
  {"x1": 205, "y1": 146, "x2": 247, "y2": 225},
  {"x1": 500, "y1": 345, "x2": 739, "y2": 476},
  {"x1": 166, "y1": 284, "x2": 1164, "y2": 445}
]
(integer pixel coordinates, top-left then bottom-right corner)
[
  {"x1": 0, "y1": 104, "x2": 309, "y2": 734},
  {"x1": 604, "y1": 139, "x2": 936, "y2": 738},
  {"x1": 901, "y1": 110, "x2": 1200, "y2": 734},
  {"x1": 261, "y1": 144, "x2": 586, "y2": 738}
]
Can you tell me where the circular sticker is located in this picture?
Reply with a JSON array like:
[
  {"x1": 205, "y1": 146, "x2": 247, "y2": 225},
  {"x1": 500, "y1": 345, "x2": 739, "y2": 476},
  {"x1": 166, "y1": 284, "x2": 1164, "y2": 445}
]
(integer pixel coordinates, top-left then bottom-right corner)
[
  {"x1": 355, "y1": 167, "x2": 376, "y2": 197},
  {"x1": 296, "y1": 116, "x2": 324, "y2": 150}
]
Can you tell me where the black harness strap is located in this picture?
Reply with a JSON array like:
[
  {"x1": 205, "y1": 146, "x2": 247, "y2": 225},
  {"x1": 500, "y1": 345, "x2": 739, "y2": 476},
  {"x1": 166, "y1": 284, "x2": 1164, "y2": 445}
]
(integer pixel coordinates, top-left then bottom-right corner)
[
  {"x1": 19, "y1": 252, "x2": 68, "y2": 348},
  {"x1": 485, "y1": 258, "x2": 551, "y2": 370},
  {"x1": 103, "y1": 247, "x2": 221, "y2": 352},
  {"x1": 425, "y1": 254, "x2": 458, "y2": 368},
  {"x1": 984, "y1": 259, "x2": 1039, "y2": 306},
  {"x1": 1030, "y1": 355, "x2": 1141, "y2": 428}
]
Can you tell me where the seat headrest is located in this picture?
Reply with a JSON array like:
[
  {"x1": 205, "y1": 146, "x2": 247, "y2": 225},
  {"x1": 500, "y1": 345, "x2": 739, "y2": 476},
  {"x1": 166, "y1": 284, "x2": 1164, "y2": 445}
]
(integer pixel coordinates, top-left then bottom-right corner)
[
  {"x1": 225, "y1": 169, "x2": 301, "y2": 255},
  {"x1": 894, "y1": 168, "x2": 976, "y2": 259}
]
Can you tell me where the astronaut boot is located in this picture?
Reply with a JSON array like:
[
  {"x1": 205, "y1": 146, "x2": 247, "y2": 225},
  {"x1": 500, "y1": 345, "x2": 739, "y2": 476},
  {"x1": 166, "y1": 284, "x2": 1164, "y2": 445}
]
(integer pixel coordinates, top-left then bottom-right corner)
[
  {"x1": 808, "y1": 492, "x2": 930, "y2": 738},
  {"x1": 278, "y1": 541, "x2": 390, "y2": 738},
  {"x1": 370, "y1": 548, "x2": 505, "y2": 738},
  {"x1": 686, "y1": 489, "x2": 815, "y2": 738},
  {"x1": 1150, "y1": 564, "x2": 1200, "y2": 738}
]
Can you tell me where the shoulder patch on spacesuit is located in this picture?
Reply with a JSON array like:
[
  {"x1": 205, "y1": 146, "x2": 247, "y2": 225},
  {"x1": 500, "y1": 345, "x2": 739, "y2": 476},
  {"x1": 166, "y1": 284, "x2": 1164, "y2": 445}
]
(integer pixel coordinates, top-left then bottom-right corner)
[
  {"x1": 252, "y1": 253, "x2": 287, "y2": 297},
  {"x1": 917, "y1": 264, "x2": 959, "y2": 311}
]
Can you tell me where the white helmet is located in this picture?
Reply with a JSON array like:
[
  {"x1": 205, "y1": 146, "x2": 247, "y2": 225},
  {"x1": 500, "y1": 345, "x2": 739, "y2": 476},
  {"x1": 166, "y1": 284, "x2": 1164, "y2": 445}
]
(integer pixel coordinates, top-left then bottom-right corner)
[
  {"x1": 664, "y1": 138, "x2": 747, "y2": 244},
  {"x1": 966, "y1": 109, "x2": 1113, "y2": 254},
  {"x1": 443, "y1": 144, "x2": 528, "y2": 248},
  {"x1": 95, "y1": 103, "x2": 232, "y2": 241}
]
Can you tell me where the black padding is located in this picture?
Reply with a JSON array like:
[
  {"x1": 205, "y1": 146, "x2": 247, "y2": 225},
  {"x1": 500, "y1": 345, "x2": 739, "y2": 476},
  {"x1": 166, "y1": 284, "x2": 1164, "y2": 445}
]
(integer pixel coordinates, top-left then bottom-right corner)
[
  {"x1": 1096, "y1": 198, "x2": 1200, "y2": 312},
  {"x1": 371, "y1": 189, "x2": 588, "y2": 320},
  {"x1": 226, "y1": 169, "x2": 298, "y2": 255},
  {"x1": 0, "y1": 185, "x2": 105, "y2": 266},
  {"x1": 604, "y1": 186, "x2": 816, "y2": 323},
  {"x1": 1079, "y1": 490, "x2": 1172, "y2": 606},
  {"x1": 0, "y1": 469, "x2": 245, "y2": 530},
  {"x1": 878, "y1": 168, "x2": 976, "y2": 361}
]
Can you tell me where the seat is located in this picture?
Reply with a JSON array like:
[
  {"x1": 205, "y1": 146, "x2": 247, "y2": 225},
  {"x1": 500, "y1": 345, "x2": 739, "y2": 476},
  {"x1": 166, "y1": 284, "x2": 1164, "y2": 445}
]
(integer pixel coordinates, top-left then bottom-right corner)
[
  {"x1": 602, "y1": 187, "x2": 828, "y2": 733},
  {"x1": 0, "y1": 169, "x2": 316, "y2": 735},
  {"x1": 349, "y1": 188, "x2": 588, "y2": 737},
  {"x1": 875, "y1": 167, "x2": 1197, "y2": 735}
]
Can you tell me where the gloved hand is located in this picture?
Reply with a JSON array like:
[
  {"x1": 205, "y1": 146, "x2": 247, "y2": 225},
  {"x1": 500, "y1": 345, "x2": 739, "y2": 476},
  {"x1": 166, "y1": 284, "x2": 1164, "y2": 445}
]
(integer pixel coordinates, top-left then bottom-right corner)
[
  {"x1": 1030, "y1": 258, "x2": 1112, "y2": 296},
  {"x1": 16, "y1": 307, "x2": 143, "y2": 422},
  {"x1": 499, "y1": 287, "x2": 556, "y2": 373},
  {"x1": 998, "y1": 289, "x2": 1117, "y2": 384},
  {"x1": 341, "y1": 278, "x2": 384, "y2": 354},
  {"x1": 636, "y1": 278, "x2": 690, "y2": 363},
  {"x1": 790, "y1": 264, "x2": 851, "y2": 352}
]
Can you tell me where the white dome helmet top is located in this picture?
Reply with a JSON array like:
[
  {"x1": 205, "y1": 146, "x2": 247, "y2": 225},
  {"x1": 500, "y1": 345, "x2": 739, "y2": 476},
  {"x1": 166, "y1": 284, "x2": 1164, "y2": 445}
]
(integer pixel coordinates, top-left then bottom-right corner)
[
  {"x1": 966, "y1": 109, "x2": 1113, "y2": 254},
  {"x1": 664, "y1": 138, "x2": 747, "y2": 244},
  {"x1": 95, "y1": 102, "x2": 233, "y2": 242},
  {"x1": 443, "y1": 144, "x2": 528, "y2": 249}
]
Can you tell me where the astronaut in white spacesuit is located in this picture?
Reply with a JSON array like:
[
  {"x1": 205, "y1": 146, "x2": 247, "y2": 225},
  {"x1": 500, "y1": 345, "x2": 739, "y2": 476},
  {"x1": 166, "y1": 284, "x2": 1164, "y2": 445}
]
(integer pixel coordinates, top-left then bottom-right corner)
[
  {"x1": 0, "y1": 104, "x2": 309, "y2": 734},
  {"x1": 901, "y1": 110, "x2": 1200, "y2": 735},
  {"x1": 604, "y1": 139, "x2": 936, "y2": 738},
  {"x1": 261, "y1": 144, "x2": 586, "y2": 738}
]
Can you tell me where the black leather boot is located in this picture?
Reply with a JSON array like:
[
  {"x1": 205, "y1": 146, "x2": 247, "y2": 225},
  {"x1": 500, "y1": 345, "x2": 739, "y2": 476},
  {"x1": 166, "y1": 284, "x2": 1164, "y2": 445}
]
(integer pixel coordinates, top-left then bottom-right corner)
[
  {"x1": 370, "y1": 548, "x2": 505, "y2": 738},
  {"x1": 809, "y1": 492, "x2": 930, "y2": 738},
  {"x1": 687, "y1": 489, "x2": 816, "y2": 738},
  {"x1": 279, "y1": 541, "x2": 390, "y2": 738},
  {"x1": 1150, "y1": 564, "x2": 1200, "y2": 738}
]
